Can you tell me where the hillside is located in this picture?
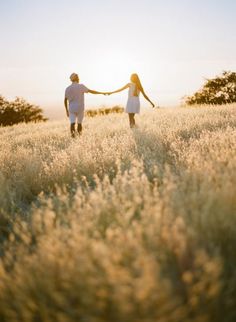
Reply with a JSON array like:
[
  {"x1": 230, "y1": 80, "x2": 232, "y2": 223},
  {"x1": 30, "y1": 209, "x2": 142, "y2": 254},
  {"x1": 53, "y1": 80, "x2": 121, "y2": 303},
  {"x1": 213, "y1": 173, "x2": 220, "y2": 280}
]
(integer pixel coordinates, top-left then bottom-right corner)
[{"x1": 0, "y1": 105, "x2": 236, "y2": 322}]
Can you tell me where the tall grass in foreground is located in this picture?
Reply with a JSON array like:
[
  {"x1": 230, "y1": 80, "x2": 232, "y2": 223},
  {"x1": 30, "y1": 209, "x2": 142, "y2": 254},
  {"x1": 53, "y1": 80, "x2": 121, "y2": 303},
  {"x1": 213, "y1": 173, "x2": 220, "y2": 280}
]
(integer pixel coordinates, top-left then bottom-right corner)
[{"x1": 0, "y1": 105, "x2": 236, "y2": 322}]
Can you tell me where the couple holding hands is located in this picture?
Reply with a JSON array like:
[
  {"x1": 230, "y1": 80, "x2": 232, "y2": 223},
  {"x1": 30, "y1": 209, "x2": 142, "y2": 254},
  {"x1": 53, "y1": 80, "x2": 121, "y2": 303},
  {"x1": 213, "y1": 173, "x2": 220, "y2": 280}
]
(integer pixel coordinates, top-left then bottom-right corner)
[{"x1": 64, "y1": 72, "x2": 155, "y2": 137}]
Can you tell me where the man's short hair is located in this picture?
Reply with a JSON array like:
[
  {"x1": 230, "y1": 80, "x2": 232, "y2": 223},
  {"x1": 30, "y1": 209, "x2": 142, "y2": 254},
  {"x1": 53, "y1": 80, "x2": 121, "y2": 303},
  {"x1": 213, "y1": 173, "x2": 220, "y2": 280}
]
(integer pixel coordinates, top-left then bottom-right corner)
[{"x1": 70, "y1": 73, "x2": 79, "y2": 82}]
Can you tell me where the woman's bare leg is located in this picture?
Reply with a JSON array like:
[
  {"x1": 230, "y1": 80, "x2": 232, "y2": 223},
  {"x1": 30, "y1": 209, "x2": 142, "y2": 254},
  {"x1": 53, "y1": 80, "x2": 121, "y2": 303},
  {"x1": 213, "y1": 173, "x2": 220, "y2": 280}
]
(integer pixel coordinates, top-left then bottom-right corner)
[
  {"x1": 133, "y1": 114, "x2": 136, "y2": 127},
  {"x1": 128, "y1": 113, "x2": 135, "y2": 128}
]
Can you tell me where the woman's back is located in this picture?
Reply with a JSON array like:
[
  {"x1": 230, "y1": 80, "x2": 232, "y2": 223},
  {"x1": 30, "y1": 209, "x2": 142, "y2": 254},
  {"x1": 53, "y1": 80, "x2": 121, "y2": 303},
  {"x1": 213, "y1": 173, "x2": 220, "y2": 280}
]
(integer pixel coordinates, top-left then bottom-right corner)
[{"x1": 128, "y1": 82, "x2": 140, "y2": 98}]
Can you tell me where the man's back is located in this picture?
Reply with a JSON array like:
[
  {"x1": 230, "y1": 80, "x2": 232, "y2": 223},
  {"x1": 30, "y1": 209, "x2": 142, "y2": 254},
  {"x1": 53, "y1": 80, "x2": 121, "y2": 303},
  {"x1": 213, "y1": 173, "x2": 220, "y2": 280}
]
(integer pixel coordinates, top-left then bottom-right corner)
[{"x1": 65, "y1": 83, "x2": 88, "y2": 112}]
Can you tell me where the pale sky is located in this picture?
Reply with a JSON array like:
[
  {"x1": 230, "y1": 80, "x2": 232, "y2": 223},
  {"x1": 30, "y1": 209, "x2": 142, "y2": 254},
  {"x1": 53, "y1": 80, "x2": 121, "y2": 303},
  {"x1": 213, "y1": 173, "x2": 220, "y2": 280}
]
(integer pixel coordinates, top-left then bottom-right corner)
[{"x1": 0, "y1": 0, "x2": 235, "y2": 117}]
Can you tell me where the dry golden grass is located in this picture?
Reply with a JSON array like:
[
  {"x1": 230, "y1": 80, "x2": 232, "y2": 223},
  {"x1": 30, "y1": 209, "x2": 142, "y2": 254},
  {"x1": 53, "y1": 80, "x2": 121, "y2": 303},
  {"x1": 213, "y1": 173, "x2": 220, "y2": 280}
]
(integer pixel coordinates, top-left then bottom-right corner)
[{"x1": 0, "y1": 105, "x2": 236, "y2": 322}]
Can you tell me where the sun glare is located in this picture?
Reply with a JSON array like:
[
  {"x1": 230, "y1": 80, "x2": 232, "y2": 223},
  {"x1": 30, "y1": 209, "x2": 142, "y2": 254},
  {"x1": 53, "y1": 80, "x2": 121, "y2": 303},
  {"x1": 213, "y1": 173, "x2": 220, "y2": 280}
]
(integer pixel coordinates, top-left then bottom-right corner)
[{"x1": 85, "y1": 49, "x2": 141, "y2": 90}]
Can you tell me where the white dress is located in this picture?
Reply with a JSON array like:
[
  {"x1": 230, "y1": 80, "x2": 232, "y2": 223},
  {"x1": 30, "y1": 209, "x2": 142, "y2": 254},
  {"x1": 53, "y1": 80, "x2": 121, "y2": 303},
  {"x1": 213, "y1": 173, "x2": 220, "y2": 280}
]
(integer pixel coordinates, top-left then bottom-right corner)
[{"x1": 125, "y1": 83, "x2": 140, "y2": 114}]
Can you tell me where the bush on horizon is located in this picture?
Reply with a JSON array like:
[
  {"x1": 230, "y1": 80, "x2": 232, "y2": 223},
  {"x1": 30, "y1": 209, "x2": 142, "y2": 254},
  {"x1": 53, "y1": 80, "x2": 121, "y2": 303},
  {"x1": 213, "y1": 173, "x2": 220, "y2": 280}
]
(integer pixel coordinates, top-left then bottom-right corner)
[
  {"x1": 86, "y1": 105, "x2": 124, "y2": 117},
  {"x1": 185, "y1": 71, "x2": 236, "y2": 105},
  {"x1": 0, "y1": 96, "x2": 48, "y2": 126}
]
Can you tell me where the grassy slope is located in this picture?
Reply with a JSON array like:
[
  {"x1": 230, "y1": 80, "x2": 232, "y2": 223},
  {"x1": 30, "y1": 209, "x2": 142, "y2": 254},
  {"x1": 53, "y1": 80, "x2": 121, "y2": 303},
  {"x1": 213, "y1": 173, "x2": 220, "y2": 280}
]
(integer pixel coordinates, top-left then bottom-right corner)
[{"x1": 0, "y1": 105, "x2": 236, "y2": 322}]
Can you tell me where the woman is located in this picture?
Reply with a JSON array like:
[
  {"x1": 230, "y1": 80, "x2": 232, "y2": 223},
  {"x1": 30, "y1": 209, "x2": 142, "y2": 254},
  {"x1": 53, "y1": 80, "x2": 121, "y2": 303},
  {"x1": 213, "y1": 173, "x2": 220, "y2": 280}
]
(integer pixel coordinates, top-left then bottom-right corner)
[{"x1": 106, "y1": 73, "x2": 155, "y2": 128}]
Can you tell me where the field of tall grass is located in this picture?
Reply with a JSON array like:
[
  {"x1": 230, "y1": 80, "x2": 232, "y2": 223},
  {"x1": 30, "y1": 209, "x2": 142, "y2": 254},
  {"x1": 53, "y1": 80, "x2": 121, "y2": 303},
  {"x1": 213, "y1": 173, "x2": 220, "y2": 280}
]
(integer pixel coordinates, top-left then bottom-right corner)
[{"x1": 0, "y1": 105, "x2": 236, "y2": 322}]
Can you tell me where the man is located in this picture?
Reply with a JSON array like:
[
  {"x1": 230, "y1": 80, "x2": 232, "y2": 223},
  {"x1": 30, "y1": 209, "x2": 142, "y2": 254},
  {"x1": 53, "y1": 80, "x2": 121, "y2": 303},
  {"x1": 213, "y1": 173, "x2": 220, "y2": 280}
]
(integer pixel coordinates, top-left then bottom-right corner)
[{"x1": 64, "y1": 73, "x2": 104, "y2": 137}]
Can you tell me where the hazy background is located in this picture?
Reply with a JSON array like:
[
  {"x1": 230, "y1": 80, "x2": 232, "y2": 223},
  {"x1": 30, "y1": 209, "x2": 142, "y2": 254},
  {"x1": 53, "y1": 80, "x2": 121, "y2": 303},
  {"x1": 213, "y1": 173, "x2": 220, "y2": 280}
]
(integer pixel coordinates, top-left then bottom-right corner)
[{"x1": 0, "y1": 0, "x2": 235, "y2": 119}]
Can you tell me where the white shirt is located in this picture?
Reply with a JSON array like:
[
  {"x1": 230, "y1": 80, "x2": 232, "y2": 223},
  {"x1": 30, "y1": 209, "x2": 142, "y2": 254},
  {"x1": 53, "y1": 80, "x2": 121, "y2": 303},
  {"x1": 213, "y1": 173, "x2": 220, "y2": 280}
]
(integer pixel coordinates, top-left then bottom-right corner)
[{"x1": 65, "y1": 82, "x2": 89, "y2": 112}]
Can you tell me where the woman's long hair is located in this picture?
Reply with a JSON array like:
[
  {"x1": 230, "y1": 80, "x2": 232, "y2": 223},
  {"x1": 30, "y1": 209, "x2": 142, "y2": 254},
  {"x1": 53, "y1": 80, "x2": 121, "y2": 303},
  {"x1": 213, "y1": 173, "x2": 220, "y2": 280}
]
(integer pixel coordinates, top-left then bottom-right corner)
[{"x1": 131, "y1": 73, "x2": 143, "y2": 96}]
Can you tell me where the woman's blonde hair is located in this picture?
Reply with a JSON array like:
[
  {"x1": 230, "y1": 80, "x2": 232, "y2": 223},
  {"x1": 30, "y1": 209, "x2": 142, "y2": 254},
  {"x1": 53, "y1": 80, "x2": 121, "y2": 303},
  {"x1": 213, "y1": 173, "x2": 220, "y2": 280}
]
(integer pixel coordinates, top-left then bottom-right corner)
[{"x1": 130, "y1": 73, "x2": 143, "y2": 96}]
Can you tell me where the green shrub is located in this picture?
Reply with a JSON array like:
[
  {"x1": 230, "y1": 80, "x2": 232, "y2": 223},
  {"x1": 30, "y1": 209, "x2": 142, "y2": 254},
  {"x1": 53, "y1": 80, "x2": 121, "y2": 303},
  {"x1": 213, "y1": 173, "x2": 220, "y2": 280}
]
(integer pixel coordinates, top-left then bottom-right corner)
[
  {"x1": 0, "y1": 96, "x2": 48, "y2": 126},
  {"x1": 185, "y1": 71, "x2": 236, "y2": 105}
]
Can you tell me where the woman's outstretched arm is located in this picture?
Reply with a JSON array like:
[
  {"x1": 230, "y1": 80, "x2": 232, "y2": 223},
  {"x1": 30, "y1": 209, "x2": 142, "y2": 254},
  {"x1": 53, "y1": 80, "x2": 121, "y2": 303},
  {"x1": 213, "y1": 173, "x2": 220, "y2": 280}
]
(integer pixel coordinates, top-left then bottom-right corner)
[
  {"x1": 106, "y1": 83, "x2": 130, "y2": 95},
  {"x1": 140, "y1": 88, "x2": 155, "y2": 107}
]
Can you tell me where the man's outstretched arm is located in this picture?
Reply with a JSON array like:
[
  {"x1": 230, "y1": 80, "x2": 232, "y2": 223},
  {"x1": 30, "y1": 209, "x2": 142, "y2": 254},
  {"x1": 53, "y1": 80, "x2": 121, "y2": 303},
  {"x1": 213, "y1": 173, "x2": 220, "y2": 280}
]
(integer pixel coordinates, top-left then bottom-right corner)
[
  {"x1": 87, "y1": 89, "x2": 105, "y2": 94},
  {"x1": 64, "y1": 98, "x2": 69, "y2": 117}
]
